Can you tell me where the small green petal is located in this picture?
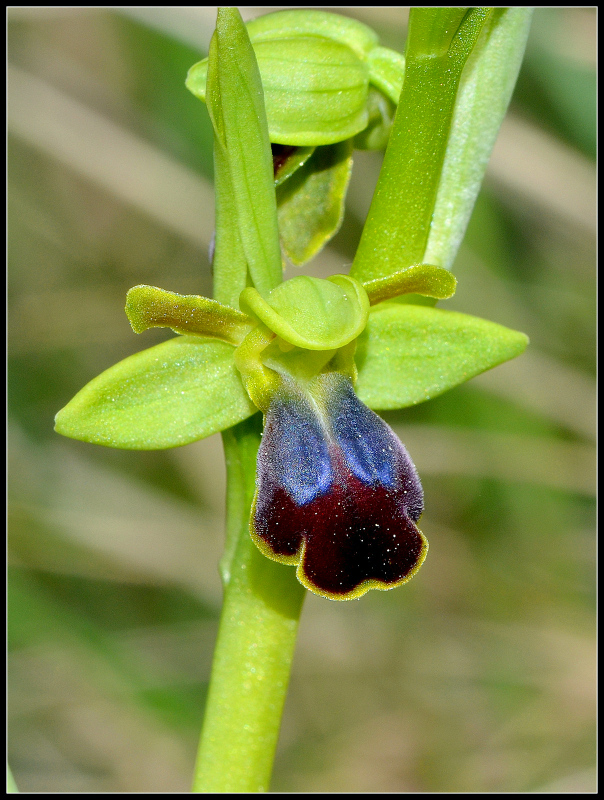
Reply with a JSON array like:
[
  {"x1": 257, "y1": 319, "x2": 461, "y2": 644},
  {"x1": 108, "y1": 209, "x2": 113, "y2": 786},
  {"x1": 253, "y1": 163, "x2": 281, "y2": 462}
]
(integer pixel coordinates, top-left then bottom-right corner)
[
  {"x1": 239, "y1": 274, "x2": 370, "y2": 351},
  {"x1": 367, "y1": 46, "x2": 405, "y2": 104},
  {"x1": 363, "y1": 264, "x2": 457, "y2": 305},
  {"x1": 356, "y1": 303, "x2": 528, "y2": 409},
  {"x1": 126, "y1": 285, "x2": 253, "y2": 344},
  {"x1": 277, "y1": 141, "x2": 353, "y2": 266},
  {"x1": 55, "y1": 336, "x2": 257, "y2": 449}
]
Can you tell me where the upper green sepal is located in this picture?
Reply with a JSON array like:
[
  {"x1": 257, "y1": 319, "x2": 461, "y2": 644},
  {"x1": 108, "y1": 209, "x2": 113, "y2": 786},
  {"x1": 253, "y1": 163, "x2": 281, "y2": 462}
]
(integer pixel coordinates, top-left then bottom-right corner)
[
  {"x1": 239, "y1": 274, "x2": 370, "y2": 350},
  {"x1": 54, "y1": 336, "x2": 257, "y2": 449},
  {"x1": 245, "y1": 9, "x2": 379, "y2": 57},
  {"x1": 126, "y1": 285, "x2": 252, "y2": 344},
  {"x1": 356, "y1": 303, "x2": 528, "y2": 409}
]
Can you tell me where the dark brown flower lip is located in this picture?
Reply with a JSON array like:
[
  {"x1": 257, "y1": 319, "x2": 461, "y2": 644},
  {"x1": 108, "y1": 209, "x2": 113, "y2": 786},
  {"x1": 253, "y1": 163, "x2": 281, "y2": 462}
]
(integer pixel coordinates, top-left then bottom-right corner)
[{"x1": 250, "y1": 372, "x2": 427, "y2": 600}]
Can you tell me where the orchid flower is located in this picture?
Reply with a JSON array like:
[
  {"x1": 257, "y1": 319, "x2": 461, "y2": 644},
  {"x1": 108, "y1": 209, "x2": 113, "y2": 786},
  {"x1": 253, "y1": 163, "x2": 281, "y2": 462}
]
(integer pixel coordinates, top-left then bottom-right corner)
[{"x1": 55, "y1": 263, "x2": 526, "y2": 598}]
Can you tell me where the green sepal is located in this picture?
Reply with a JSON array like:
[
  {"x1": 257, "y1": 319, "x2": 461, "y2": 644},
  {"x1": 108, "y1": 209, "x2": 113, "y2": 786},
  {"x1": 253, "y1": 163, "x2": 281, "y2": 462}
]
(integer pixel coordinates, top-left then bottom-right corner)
[
  {"x1": 276, "y1": 141, "x2": 353, "y2": 266},
  {"x1": 355, "y1": 303, "x2": 528, "y2": 409},
  {"x1": 54, "y1": 336, "x2": 257, "y2": 450},
  {"x1": 366, "y1": 46, "x2": 405, "y2": 105},
  {"x1": 245, "y1": 9, "x2": 379, "y2": 59},
  {"x1": 239, "y1": 274, "x2": 370, "y2": 351},
  {"x1": 423, "y1": 8, "x2": 533, "y2": 271},
  {"x1": 126, "y1": 285, "x2": 253, "y2": 344},
  {"x1": 363, "y1": 264, "x2": 457, "y2": 305}
]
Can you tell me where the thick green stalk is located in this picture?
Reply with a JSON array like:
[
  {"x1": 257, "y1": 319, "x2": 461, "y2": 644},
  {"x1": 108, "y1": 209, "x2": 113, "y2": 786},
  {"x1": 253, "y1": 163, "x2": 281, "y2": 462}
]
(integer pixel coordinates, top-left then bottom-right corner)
[
  {"x1": 350, "y1": 8, "x2": 491, "y2": 282},
  {"x1": 192, "y1": 419, "x2": 305, "y2": 793}
]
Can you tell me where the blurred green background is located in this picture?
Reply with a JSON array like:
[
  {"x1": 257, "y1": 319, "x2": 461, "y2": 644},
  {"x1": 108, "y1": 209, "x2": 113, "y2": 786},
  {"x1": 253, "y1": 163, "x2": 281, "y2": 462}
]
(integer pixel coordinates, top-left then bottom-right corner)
[{"x1": 8, "y1": 7, "x2": 595, "y2": 793}]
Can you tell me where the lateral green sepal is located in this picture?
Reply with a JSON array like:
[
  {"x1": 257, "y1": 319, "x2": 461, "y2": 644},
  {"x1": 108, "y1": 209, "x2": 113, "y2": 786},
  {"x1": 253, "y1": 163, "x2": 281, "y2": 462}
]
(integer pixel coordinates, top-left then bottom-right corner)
[
  {"x1": 355, "y1": 303, "x2": 528, "y2": 409},
  {"x1": 126, "y1": 285, "x2": 253, "y2": 344},
  {"x1": 54, "y1": 336, "x2": 257, "y2": 449}
]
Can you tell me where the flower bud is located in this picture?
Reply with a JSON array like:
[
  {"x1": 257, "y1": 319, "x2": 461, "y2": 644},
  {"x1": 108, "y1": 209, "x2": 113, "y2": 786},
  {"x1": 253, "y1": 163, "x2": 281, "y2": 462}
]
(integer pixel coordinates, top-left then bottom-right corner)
[{"x1": 186, "y1": 9, "x2": 405, "y2": 147}]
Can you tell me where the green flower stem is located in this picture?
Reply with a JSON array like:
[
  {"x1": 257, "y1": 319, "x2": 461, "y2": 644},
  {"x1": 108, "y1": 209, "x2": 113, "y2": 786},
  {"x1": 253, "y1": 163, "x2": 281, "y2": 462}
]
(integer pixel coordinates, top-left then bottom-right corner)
[
  {"x1": 191, "y1": 12, "x2": 306, "y2": 790},
  {"x1": 191, "y1": 417, "x2": 306, "y2": 793},
  {"x1": 350, "y1": 7, "x2": 491, "y2": 282},
  {"x1": 208, "y1": 7, "x2": 282, "y2": 304}
]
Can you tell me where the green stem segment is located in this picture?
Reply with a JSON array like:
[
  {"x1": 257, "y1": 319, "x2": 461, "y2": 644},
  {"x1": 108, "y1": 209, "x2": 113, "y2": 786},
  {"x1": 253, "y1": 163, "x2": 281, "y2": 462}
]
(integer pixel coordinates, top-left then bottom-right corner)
[
  {"x1": 208, "y1": 7, "x2": 282, "y2": 305},
  {"x1": 192, "y1": 416, "x2": 306, "y2": 792},
  {"x1": 350, "y1": 7, "x2": 491, "y2": 282},
  {"x1": 192, "y1": 9, "x2": 306, "y2": 792}
]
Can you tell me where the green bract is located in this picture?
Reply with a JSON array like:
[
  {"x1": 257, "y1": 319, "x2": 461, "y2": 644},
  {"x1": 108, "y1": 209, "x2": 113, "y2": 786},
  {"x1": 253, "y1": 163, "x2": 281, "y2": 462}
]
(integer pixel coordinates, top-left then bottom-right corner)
[{"x1": 205, "y1": 8, "x2": 281, "y2": 302}]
